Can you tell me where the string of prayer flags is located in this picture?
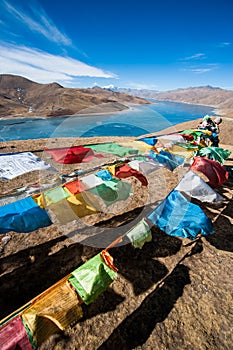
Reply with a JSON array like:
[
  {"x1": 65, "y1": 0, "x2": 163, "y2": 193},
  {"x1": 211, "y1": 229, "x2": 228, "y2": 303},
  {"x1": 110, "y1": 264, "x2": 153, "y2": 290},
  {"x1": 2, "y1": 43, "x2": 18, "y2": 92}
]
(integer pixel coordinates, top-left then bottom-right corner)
[
  {"x1": 22, "y1": 279, "x2": 83, "y2": 347},
  {"x1": 68, "y1": 253, "x2": 117, "y2": 305},
  {"x1": 115, "y1": 164, "x2": 148, "y2": 186},
  {"x1": 44, "y1": 146, "x2": 103, "y2": 164},
  {"x1": 0, "y1": 316, "x2": 33, "y2": 350},
  {"x1": 147, "y1": 190, "x2": 214, "y2": 239},
  {"x1": 147, "y1": 150, "x2": 185, "y2": 171},
  {"x1": 179, "y1": 129, "x2": 212, "y2": 140},
  {"x1": 198, "y1": 146, "x2": 231, "y2": 164},
  {"x1": 190, "y1": 156, "x2": 229, "y2": 187},
  {"x1": 0, "y1": 197, "x2": 51, "y2": 233},
  {"x1": 126, "y1": 218, "x2": 152, "y2": 249},
  {"x1": 175, "y1": 170, "x2": 225, "y2": 203}
]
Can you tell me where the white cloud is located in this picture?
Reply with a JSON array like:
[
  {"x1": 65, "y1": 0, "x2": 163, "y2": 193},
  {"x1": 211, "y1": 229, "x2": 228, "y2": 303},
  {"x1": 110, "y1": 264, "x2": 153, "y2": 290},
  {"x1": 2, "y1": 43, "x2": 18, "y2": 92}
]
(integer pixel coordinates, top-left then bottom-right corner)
[
  {"x1": 2, "y1": 0, "x2": 72, "y2": 46},
  {"x1": 183, "y1": 53, "x2": 206, "y2": 60},
  {"x1": 0, "y1": 43, "x2": 117, "y2": 83},
  {"x1": 218, "y1": 42, "x2": 231, "y2": 47},
  {"x1": 189, "y1": 68, "x2": 213, "y2": 74}
]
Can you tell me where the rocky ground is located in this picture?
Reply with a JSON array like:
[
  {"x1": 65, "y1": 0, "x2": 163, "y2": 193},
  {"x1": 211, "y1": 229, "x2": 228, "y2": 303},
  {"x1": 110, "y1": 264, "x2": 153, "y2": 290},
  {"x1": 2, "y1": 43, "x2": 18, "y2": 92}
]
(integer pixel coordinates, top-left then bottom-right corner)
[{"x1": 0, "y1": 119, "x2": 232, "y2": 349}]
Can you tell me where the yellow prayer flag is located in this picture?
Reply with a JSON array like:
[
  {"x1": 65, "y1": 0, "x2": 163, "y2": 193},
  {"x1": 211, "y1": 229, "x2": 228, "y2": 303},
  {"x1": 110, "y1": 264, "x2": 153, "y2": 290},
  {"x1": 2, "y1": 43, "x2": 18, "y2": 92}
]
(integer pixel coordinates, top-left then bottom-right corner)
[
  {"x1": 22, "y1": 280, "x2": 82, "y2": 346},
  {"x1": 32, "y1": 193, "x2": 45, "y2": 208},
  {"x1": 164, "y1": 145, "x2": 196, "y2": 159},
  {"x1": 67, "y1": 192, "x2": 99, "y2": 217}
]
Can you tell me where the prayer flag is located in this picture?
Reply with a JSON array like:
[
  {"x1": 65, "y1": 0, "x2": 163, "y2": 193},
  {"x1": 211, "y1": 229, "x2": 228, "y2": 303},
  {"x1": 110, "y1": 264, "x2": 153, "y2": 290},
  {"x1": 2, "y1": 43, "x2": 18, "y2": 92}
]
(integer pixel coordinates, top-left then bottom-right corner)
[
  {"x1": 95, "y1": 169, "x2": 113, "y2": 181},
  {"x1": 190, "y1": 156, "x2": 228, "y2": 187},
  {"x1": 88, "y1": 179, "x2": 132, "y2": 206},
  {"x1": 43, "y1": 186, "x2": 71, "y2": 206},
  {"x1": 147, "y1": 150, "x2": 185, "y2": 171},
  {"x1": 87, "y1": 143, "x2": 141, "y2": 157},
  {"x1": 0, "y1": 316, "x2": 33, "y2": 350},
  {"x1": 126, "y1": 219, "x2": 152, "y2": 249},
  {"x1": 198, "y1": 147, "x2": 231, "y2": 164},
  {"x1": 63, "y1": 179, "x2": 87, "y2": 195},
  {"x1": 44, "y1": 146, "x2": 102, "y2": 164},
  {"x1": 175, "y1": 170, "x2": 224, "y2": 202},
  {"x1": 147, "y1": 190, "x2": 214, "y2": 239},
  {"x1": 22, "y1": 280, "x2": 82, "y2": 346},
  {"x1": 69, "y1": 253, "x2": 117, "y2": 305},
  {"x1": 0, "y1": 197, "x2": 51, "y2": 233},
  {"x1": 115, "y1": 164, "x2": 148, "y2": 186},
  {"x1": 0, "y1": 152, "x2": 52, "y2": 180},
  {"x1": 80, "y1": 174, "x2": 104, "y2": 189}
]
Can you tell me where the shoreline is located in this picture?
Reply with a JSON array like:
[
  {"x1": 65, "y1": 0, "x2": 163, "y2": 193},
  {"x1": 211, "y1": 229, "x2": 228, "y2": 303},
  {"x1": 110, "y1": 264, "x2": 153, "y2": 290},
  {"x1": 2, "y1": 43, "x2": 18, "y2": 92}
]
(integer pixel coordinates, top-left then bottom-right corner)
[{"x1": 0, "y1": 102, "x2": 153, "y2": 120}]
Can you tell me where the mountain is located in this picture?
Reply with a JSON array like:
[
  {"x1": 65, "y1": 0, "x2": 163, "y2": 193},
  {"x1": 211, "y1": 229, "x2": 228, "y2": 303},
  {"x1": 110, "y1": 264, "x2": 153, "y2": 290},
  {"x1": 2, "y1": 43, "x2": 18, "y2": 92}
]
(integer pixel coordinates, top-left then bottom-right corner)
[
  {"x1": 114, "y1": 86, "x2": 233, "y2": 116},
  {"x1": 0, "y1": 75, "x2": 150, "y2": 118}
]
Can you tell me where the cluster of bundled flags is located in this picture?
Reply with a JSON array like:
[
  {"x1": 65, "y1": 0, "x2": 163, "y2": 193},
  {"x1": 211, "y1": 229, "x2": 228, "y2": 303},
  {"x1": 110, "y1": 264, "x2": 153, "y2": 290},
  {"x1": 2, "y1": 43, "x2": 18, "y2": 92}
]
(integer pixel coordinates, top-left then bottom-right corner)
[{"x1": 0, "y1": 128, "x2": 231, "y2": 349}]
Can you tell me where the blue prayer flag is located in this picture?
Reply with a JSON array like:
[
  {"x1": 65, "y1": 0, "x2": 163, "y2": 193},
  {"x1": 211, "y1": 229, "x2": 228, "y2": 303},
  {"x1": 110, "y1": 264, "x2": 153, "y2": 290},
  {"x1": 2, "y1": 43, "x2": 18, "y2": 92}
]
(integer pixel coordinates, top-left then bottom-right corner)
[
  {"x1": 0, "y1": 197, "x2": 52, "y2": 233},
  {"x1": 147, "y1": 150, "x2": 185, "y2": 171},
  {"x1": 147, "y1": 190, "x2": 214, "y2": 239},
  {"x1": 138, "y1": 137, "x2": 158, "y2": 146},
  {"x1": 95, "y1": 169, "x2": 113, "y2": 181}
]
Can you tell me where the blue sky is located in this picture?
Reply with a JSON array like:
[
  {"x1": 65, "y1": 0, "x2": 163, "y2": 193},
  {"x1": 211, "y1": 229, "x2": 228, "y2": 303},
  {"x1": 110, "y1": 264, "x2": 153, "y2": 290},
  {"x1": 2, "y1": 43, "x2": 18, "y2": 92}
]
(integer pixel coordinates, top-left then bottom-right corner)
[{"x1": 0, "y1": 0, "x2": 232, "y2": 90}]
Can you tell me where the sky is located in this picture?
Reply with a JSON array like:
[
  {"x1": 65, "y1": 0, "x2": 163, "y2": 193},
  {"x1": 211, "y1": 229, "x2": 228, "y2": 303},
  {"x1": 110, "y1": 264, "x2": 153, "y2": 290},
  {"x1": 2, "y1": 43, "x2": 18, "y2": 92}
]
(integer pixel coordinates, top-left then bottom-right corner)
[{"x1": 0, "y1": 0, "x2": 232, "y2": 91}]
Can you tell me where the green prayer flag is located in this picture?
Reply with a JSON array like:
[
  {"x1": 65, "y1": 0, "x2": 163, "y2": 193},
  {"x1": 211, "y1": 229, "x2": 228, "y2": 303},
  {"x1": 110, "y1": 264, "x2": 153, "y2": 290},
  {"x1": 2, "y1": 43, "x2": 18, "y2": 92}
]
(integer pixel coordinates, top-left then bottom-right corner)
[
  {"x1": 198, "y1": 147, "x2": 231, "y2": 164},
  {"x1": 88, "y1": 179, "x2": 132, "y2": 206},
  {"x1": 44, "y1": 186, "x2": 70, "y2": 206},
  {"x1": 69, "y1": 254, "x2": 117, "y2": 305},
  {"x1": 87, "y1": 143, "x2": 142, "y2": 157},
  {"x1": 126, "y1": 219, "x2": 152, "y2": 249}
]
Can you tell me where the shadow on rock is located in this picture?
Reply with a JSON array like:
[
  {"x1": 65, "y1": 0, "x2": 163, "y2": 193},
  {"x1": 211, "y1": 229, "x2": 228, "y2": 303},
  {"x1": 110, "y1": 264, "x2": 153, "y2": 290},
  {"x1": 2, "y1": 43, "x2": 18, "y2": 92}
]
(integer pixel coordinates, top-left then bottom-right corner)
[
  {"x1": 206, "y1": 204, "x2": 233, "y2": 252},
  {"x1": 111, "y1": 230, "x2": 181, "y2": 296},
  {"x1": 98, "y1": 264, "x2": 190, "y2": 350},
  {"x1": 0, "y1": 238, "x2": 99, "y2": 319},
  {"x1": 82, "y1": 287, "x2": 125, "y2": 320}
]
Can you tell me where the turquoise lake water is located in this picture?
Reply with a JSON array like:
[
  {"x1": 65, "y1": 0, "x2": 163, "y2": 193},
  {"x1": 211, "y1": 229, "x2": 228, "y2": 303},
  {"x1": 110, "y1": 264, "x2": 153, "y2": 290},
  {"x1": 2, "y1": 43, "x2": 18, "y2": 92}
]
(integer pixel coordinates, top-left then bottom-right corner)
[{"x1": 0, "y1": 100, "x2": 216, "y2": 141}]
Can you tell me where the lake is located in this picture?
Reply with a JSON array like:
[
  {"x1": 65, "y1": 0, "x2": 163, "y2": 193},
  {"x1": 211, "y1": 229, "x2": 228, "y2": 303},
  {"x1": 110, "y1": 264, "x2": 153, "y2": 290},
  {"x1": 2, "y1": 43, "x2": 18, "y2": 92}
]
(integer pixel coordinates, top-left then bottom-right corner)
[{"x1": 0, "y1": 100, "x2": 216, "y2": 141}]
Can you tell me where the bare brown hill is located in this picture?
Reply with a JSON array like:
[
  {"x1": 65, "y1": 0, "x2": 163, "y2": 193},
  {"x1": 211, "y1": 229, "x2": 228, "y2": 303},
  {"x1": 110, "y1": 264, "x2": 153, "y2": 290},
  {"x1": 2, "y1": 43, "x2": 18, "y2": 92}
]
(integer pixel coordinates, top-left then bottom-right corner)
[
  {"x1": 115, "y1": 85, "x2": 233, "y2": 117},
  {"x1": 0, "y1": 74, "x2": 150, "y2": 118}
]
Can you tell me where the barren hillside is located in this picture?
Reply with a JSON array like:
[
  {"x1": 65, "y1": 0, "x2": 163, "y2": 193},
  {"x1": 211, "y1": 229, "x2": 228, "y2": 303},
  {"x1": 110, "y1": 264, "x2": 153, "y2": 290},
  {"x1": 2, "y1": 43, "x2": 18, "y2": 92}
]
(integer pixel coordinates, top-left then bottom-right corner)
[{"x1": 0, "y1": 75, "x2": 150, "y2": 118}]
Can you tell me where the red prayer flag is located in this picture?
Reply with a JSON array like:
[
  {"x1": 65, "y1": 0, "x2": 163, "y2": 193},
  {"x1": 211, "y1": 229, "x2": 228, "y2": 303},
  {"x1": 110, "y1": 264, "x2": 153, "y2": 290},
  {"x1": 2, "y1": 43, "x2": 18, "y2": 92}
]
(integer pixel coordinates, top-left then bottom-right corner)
[
  {"x1": 44, "y1": 146, "x2": 103, "y2": 164},
  {"x1": 64, "y1": 179, "x2": 87, "y2": 194},
  {"x1": 0, "y1": 316, "x2": 33, "y2": 350},
  {"x1": 115, "y1": 164, "x2": 148, "y2": 186},
  {"x1": 190, "y1": 156, "x2": 228, "y2": 187}
]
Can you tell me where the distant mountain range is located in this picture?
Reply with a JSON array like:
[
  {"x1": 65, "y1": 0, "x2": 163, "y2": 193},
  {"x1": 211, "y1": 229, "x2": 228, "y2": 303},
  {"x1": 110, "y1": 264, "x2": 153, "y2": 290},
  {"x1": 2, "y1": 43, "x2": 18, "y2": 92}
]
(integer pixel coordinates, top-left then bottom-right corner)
[
  {"x1": 113, "y1": 86, "x2": 233, "y2": 116},
  {"x1": 0, "y1": 74, "x2": 150, "y2": 118},
  {"x1": 1, "y1": 75, "x2": 233, "y2": 119}
]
